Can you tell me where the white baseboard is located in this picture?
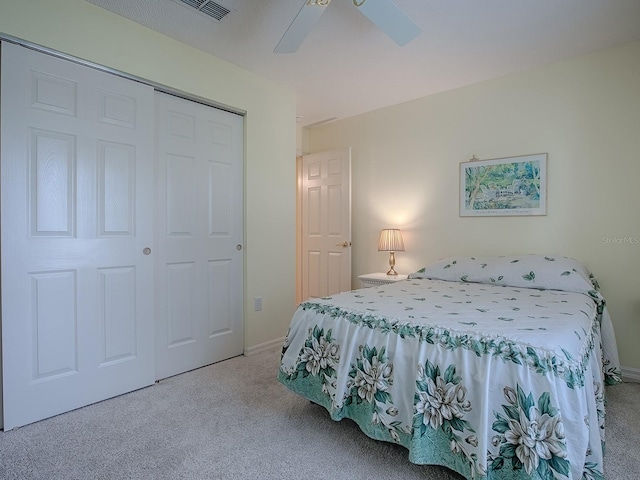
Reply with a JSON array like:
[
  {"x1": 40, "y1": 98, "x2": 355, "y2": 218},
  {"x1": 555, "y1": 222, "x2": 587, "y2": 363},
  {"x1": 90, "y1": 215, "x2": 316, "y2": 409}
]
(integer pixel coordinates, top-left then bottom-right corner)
[
  {"x1": 244, "y1": 337, "x2": 285, "y2": 357},
  {"x1": 621, "y1": 365, "x2": 640, "y2": 383}
]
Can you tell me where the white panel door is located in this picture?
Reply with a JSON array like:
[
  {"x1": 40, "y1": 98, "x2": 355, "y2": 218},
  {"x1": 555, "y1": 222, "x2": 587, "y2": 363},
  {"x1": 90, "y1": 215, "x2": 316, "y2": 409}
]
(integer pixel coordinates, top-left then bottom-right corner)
[
  {"x1": 301, "y1": 148, "x2": 351, "y2": 300},
  {"x1": 155, "y1": 92, "x2": 243, "y2": 380},
  {"x1": 1, "y1": 43, "x2": 155, "y2": 429}
]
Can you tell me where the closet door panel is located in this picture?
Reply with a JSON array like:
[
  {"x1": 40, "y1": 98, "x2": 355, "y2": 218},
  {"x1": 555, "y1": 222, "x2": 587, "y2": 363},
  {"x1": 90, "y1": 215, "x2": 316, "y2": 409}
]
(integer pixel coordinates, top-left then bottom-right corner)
[
  {"x1": 155, "y1": 92, "x2": 244, "y2": 380},
  {"x1": 1, "y1": 42, "x2": 155, "y2": 429}
]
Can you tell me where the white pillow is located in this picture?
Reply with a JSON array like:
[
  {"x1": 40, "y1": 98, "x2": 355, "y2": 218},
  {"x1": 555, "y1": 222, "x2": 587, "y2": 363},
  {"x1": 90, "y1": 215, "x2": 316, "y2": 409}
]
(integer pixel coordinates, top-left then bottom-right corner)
[{"x1": 408, "y1": 255, "x2": 598, "y2": 294}]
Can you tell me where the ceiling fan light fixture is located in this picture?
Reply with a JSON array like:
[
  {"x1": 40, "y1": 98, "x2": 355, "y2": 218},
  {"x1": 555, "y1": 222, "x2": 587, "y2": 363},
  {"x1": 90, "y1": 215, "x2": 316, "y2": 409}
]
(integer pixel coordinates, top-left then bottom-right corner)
[{"x1": 307, "y1": 0, "x2": 331, "y2": 6}]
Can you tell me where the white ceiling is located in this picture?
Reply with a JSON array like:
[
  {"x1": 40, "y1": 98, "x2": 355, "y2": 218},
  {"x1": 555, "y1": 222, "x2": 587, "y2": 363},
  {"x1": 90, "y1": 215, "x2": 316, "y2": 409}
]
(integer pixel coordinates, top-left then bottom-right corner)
[{"x1": 86, "y1": 0, "x2": 640, "y2": 127}]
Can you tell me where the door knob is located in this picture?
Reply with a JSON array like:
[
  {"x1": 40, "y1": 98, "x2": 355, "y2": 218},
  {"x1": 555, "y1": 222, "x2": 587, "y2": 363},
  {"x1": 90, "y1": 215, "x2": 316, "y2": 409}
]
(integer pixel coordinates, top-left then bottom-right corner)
[
  {"x1": 143, "y1": 247, "x2": 151, "y2": 255},
  {"x1": 336, "y1": 241, "x2": 350, "y2": 247}
]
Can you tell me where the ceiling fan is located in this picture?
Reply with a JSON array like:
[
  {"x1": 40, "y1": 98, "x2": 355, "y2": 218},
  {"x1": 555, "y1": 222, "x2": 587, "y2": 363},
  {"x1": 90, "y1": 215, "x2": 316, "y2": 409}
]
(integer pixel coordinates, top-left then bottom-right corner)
[{"x1": 274, "y1": 0, "x2": 422, "y2": 53}]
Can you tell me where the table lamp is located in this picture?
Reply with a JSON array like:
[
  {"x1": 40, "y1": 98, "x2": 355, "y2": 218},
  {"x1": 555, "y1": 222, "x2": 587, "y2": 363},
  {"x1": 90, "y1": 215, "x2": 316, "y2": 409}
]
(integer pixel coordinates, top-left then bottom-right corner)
[{"x1": 378, "y1": 228, "x2": 405, "y2": 276}]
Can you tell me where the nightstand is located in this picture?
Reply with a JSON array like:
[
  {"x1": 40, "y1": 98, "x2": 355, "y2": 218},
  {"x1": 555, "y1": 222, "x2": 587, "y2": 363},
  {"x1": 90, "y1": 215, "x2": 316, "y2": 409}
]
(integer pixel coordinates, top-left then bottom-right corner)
[{"x1": 358, "y1": 272, "x2": 408, "y2": 288}]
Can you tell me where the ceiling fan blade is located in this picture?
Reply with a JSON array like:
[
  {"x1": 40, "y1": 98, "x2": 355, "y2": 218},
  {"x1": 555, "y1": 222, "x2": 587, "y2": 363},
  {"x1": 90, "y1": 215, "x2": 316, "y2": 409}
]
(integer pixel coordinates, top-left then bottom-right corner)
[
  {"x1": 274, "y1": 1, "x2": 329, "y2": 54},
  {"x1": 356, "y1": 0, "x2": 422, "y2": 46}
]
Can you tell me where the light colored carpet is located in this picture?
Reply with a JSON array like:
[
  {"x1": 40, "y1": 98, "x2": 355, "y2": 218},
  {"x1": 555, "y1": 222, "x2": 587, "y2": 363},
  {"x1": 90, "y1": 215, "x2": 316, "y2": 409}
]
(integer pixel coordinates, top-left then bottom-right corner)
[{"x1": 0, "y1": 347, "x2": 638, "y2": 479}]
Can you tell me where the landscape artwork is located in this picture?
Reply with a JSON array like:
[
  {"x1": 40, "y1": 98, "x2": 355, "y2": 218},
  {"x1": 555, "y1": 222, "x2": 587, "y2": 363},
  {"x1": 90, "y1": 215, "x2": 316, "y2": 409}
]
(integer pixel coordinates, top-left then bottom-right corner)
[{"x1": 460, "y1": 153, "x2": 547, "y2": 216}]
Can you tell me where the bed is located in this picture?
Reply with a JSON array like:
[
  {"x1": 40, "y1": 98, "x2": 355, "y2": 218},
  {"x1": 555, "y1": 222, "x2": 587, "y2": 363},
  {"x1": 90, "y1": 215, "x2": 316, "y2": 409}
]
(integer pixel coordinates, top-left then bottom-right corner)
[{"x1": 278, "y1": 255, "x2": 621, "y2": 480}]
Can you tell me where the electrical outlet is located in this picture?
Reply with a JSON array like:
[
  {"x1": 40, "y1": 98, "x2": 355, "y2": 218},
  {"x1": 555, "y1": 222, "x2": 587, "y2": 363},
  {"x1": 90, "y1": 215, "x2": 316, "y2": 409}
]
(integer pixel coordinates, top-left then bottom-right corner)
[{"x1": 254, "y1": 296, "x2": 262, "y2": 312}]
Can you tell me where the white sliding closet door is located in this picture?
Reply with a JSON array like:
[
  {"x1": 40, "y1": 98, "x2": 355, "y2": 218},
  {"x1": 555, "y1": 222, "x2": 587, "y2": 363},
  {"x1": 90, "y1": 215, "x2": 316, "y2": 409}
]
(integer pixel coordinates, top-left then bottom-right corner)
[
  {"x1": 1, "y1": 43, "x2": 155, "y2": 429},
  {"x1": 155, "y1": 92, "x2": 244, "y2": 380}
]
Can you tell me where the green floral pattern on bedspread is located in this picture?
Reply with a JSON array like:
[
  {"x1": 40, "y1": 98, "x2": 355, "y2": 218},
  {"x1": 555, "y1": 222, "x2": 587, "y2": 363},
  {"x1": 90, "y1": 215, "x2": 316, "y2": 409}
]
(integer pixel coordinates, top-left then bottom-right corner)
[
  {"x1": 489, "y1": 385, "x2": 570, "y2": 479},
  {"x1": 278, "y1": 279, "x2": 621, "y2": 480}
]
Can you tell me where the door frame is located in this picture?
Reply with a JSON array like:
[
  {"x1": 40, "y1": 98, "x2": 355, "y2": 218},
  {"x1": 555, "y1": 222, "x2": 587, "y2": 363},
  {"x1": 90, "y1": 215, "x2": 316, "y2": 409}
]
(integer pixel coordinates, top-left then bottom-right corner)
[{"x1": 296, "y1": 155, "x2": 303, "y2": 304}]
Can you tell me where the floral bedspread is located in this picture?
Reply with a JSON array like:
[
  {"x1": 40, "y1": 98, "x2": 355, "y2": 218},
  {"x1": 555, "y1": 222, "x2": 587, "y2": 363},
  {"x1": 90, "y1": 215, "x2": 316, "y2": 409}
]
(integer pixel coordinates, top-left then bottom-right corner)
[{"x1": 278, "y1": 278, "x2": 621, "y2": 480}]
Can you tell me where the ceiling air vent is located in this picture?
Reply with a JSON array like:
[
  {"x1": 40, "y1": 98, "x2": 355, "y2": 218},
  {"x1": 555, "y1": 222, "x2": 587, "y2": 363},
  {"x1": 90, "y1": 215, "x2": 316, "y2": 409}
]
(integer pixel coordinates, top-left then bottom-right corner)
[{"x1": 175, "y1": 0, "x2": 231, "y2": 22}]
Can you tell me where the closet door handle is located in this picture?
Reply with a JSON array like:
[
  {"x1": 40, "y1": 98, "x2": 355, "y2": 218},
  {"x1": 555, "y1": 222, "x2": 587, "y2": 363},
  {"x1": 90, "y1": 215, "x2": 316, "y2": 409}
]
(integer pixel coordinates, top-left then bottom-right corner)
[{"x1": 143, "y1": 247, "x2": 151, "y2": 255}]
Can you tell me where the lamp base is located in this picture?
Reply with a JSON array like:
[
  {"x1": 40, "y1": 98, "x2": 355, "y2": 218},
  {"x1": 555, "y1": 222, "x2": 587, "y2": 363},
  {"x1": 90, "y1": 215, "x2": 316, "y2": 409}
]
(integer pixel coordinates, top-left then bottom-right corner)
[{"x1": 386, "y1": 251, "x2": 397, "y2": 276}]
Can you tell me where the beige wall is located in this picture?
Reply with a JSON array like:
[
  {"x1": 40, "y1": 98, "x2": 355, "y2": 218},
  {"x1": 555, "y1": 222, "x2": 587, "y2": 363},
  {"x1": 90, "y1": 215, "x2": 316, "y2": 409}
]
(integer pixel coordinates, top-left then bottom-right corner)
[
  {"x1": 0, "y1": 0, "x2": 297, "y2": 353},
  {"x1": 308, "y1": 40, "x2": 640, "y2": 373}
]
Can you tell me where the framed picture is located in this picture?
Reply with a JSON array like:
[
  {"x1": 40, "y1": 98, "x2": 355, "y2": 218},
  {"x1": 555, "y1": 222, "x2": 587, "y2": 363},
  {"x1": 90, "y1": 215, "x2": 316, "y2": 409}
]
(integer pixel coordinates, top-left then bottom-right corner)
[{"x1": 460, "y1": 153, "x2": 547, "y2": 216}]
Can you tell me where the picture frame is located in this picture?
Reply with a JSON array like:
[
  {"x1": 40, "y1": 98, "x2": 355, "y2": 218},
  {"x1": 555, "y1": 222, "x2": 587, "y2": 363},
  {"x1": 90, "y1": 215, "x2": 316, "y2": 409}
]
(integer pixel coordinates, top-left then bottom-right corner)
[{"x1": 460, "y1": 153, "x2": 547, "y2": 217}]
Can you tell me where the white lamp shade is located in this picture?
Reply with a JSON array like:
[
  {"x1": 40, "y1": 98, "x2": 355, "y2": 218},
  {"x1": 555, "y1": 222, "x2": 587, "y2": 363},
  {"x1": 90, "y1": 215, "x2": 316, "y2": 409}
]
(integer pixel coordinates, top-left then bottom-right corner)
[{"x1": 378, "y1": 229, "x2": 405, "y2": 252}]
